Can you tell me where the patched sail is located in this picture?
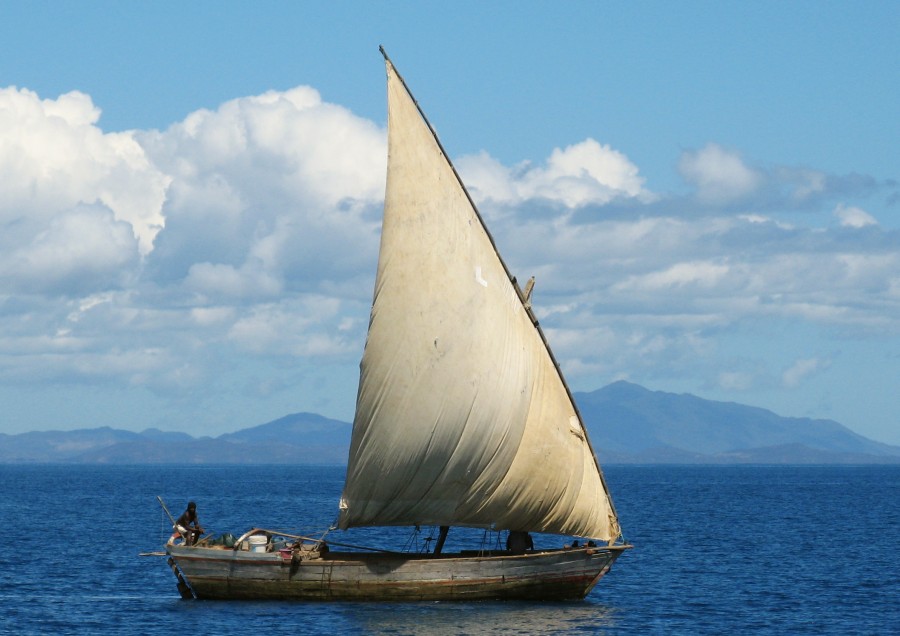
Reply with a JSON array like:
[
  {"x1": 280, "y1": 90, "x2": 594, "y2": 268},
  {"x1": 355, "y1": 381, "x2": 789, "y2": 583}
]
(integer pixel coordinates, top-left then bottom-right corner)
[{"x1": 338, "y1": 55, "x2": 621, "y2": 542}]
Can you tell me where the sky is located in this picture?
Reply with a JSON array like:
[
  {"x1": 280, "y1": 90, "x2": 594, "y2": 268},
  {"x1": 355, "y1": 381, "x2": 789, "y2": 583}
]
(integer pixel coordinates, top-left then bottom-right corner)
[{"x1": 1, "y1": 1, "x2": 898, "y2": 445}]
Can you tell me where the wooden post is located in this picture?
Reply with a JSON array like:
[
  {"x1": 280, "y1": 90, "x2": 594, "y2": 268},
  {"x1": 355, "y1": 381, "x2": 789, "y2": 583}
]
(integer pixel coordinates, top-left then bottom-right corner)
[{"x1": 433, "y1": 526, "x2": 450, "y2": 555}]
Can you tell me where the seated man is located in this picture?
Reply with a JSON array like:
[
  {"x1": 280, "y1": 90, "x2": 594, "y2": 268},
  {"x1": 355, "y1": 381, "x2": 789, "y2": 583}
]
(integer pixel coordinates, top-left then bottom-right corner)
[
  {"x1": 506, "y1": 530, "x2": 534, "y2": 554},
  {"x1": 169, "y1": 501, "x2": 204, "y2": 545}
]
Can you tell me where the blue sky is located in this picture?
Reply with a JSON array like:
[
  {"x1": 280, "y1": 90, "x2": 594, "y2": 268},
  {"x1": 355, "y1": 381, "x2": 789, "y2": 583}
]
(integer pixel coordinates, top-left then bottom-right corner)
[{"x1": 2, "y1": 1, "x2": 898, "y2": 445}]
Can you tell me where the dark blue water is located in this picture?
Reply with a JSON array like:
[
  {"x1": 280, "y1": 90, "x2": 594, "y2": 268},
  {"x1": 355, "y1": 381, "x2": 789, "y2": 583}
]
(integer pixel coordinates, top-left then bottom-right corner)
[{"x1": 0, "y1": 464, "x2": 897, "y2": 634}]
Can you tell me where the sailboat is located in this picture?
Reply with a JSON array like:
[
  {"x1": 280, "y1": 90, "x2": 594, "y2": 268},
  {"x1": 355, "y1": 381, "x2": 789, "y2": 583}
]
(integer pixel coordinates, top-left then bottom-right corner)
[{"x1": 164, "y1": 47, "x2": 630, "y2": 601}]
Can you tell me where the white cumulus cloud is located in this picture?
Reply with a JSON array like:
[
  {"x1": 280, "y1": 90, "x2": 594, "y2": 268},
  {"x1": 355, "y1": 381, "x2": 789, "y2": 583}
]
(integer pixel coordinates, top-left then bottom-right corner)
[
  {"x1": 0, "y1": 87, "x2": 170, "y2": 256},
  {"x1": 678, "y1": 143, "x2": 761, "y2": 204},
  {"x1": 0, "y1": 203, "x2": 139, "y2": 294},
  {"x1": 782, "y1": 357, "x2": 828, "y2": 388},
  {"x1": 137, "y1": 86, "x2": 386, "y2": 297},
  {"x1": 457, "y1": 138, "x2": 650, "y2": 208},
  {"x1": 0, "y1": 83, "x2": 386, "y2": 403},
  {"x1": 834, "y1": 203, "x2": 877, "y2": 228}
]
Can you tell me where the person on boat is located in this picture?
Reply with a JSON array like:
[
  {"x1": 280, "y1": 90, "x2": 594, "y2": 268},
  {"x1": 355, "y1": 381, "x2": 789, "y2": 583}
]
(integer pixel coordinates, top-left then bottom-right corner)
[
  {"x1": 506, "y1": 530, "x2": 533, "y2": 554},
  {"x1": 170, "y1": 501, "x2": 204, "y2": 546}
]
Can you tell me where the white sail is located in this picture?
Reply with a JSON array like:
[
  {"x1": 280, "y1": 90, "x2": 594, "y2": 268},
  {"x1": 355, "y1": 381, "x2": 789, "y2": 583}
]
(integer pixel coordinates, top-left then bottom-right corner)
[{"x1": 338, "y1": 58, "x2": 621, "y2": 542}]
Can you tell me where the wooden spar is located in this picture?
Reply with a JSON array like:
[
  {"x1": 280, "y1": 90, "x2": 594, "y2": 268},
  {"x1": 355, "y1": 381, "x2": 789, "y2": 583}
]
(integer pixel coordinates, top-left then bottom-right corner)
[
  {"x1": 377, "y1": 46, "x2": 623, "y2": 542},
  {"x1": 156, "y1": 496, "x2": 177, "y2": 526},
  {"x1": 522, "y1": 276, "x2": 535, "y2": 303},
  {"x1": 167, "y1": 557, "x2": 195, "y2": 600}
]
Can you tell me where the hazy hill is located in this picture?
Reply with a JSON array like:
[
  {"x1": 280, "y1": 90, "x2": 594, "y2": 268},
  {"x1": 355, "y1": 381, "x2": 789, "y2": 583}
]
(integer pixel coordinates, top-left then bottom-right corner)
[
  {"x1": 0, "y1": 414, "x2": 351, "y2": 465},
  {"x1": 2, "y1": 382, "x2": 898, "y2": 464},
  {"x1": 579, "y1": 381, "x2": 900, "y2": 463}
]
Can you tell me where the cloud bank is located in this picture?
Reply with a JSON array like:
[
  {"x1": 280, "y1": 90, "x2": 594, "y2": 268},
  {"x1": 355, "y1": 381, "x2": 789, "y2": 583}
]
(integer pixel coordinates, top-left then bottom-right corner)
[{"x1": 1, "y1": 83, "x2": 897, "y2": 434}]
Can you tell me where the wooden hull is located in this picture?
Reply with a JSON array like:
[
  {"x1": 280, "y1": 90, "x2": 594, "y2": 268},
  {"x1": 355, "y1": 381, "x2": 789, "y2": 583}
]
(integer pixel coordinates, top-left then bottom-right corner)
[{"x1": 166, "y1": 545, "x2": 625, "y2": 601}]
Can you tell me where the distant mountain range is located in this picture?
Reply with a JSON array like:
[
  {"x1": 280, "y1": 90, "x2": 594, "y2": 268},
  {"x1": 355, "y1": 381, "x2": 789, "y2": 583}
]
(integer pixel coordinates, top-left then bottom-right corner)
[
  {"x1": 581, "y1": 381, "x2": 900, "y2": 464},
  {"x1": 2, "y1": 381, "x2": 898, "y2": 464}
]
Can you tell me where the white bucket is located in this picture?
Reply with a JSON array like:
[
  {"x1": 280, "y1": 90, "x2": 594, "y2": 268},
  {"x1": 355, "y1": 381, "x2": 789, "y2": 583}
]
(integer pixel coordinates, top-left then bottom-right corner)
[{"x1": 248, "y1": 535, "x2": 268, "y2": 552}]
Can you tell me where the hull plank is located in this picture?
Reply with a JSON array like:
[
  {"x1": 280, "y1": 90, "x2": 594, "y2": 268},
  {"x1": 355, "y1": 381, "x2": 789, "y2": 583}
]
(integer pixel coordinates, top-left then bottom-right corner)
[{"x1": 167, "y1": 546, "x2": 622, "y2": 601}]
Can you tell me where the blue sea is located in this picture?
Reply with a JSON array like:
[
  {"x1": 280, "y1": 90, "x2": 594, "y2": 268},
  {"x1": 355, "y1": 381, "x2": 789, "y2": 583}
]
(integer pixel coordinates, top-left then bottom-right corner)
[{"x1": 0, "y1": 464, "x2": 897, "y2": 634}]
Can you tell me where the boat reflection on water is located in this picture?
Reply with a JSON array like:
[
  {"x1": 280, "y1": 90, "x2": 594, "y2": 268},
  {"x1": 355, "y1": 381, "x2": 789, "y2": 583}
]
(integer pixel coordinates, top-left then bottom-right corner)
[{"x1": 348, "y1": 600, "x2": 618, "y2": 635}]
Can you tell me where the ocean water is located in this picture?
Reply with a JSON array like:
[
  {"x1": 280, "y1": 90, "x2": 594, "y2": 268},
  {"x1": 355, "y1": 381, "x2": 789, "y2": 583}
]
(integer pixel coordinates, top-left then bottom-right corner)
[{"x1": 0, "y1": 464, "x2": 897, "y2": 635}]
